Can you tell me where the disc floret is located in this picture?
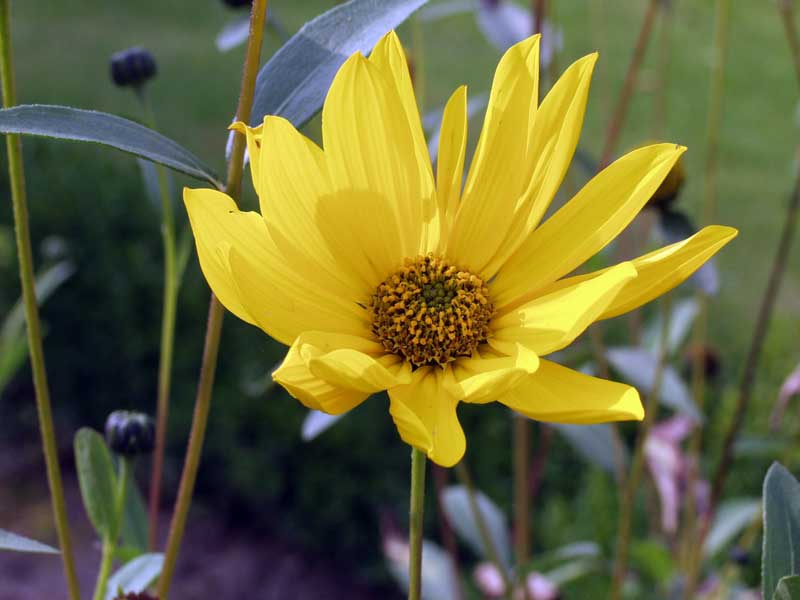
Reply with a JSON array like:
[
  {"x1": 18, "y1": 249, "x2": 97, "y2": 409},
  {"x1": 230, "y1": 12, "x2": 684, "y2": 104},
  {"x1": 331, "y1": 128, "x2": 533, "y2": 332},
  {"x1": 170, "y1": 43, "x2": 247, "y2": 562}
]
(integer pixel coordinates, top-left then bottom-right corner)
[{"x1": 370, "y1": 255, "x2": 494, "y2": 367}]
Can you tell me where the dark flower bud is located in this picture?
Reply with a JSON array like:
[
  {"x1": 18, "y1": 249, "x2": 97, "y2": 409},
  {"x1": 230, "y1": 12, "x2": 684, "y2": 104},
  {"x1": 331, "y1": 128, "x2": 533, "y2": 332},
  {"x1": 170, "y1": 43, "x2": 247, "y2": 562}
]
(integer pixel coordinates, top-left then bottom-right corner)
[
  {"x1": 682, "y1": 343, "x2": 721, "y2": 382},
  {"x1": 221, "y1": 0, "x2": 252, "y2": 8},
  {"x1": 728, "y1": 545, "x2": 749, "y2": 567},
  {"x1": 110, "y1": 47, "x2": 157, "y2": 88},
  {"x1": 649, "y1": 154, "x2": 686, "y2": 210},
  {"x1": 105, "y1": 411, "x2": 155, "y2": 457}
]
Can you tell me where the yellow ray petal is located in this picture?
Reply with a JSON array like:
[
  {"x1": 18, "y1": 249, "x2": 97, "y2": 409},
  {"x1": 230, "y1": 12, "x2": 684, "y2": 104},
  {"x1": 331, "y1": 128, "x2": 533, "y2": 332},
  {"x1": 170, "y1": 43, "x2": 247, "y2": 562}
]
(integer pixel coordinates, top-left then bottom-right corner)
[
  {"x1": 446, "y1": 35, "x2": 540, "y2": 274},
  {"x1": 482, "y1": 53, "x2": 598, "y2": 277},
  {"x1": 538, "y1": 225, "x2": 739, "y2": 320},
  {"x1": 500, "y1": 359, "x2": 644, "y2": 424},
  {"x1": 452, "y1": 343, "x2": 540, "y2": 404},
  {"x1": 321, "y1": 52, "x2": 435, "y2": 284},
  {"x1": 273, "y1": 331, "x2": 408, "y2": 414},
  {"x1": 388, "y1": 367, "x2": 466, "y2": 467},
  {"x1": 491, "y1": 262, "x2": 637, "y2": 356},
  {"x1": 436, "y1": 85, "x2": 468, "y2": 240},
  {"x1": 230, "y1": 121, "x2": 263, "y2": 197},
  {"x1": 493, "y1": 143, "x2": 686, "y2": 309}
]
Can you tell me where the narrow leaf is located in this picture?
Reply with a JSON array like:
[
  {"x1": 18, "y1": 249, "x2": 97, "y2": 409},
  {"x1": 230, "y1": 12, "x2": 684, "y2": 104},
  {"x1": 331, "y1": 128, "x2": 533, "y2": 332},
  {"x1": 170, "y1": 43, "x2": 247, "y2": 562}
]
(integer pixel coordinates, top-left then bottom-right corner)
[
  {"x1": 74, "y1": 428, "x2": 118, "y2": 540},
  {"x1": 775, "y1": 576, "x2": 800, "y2": 600},
  {"x1": 250, "y1": 0, "x2": 430, "y2": 128},
  {"x1": 702, "y1": 498, "x2": 760, "y2": 558},
  {"x1": 301, "y1": 410, "x2": 345, "y2": 441},
  {"x1": 763, "y1": 462, "x2": 800, "y2": 599},
  {"x1": 551, "y1": 423, "x2": 626, "y2": 476},
  {"x1": 642, "y1": 297, "x2": 699, "y2": 357},
  {"x1": 121, "y1": 473, "x2": 149, "y2": 553},
  {"x1": 383, "y1": 535, "x2": 459, "y2": 600},
  {"x1": 440, "y1": 485, "x2": 512, "y2": 569},
  {"x1": 0, "y1": 528, "x2": 58, "y2": 554},
  {"x1": 0, "y1": 105, "x2": 219, "y2": 186},
  {"x1": 105, "y1": 553, "x2": 164, "y2": 600}
]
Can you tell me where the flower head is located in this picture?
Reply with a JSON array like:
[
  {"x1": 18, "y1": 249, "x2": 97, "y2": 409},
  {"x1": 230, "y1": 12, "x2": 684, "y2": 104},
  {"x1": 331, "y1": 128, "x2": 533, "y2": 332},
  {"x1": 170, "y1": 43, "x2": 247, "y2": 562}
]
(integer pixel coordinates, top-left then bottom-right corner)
[{"x1": 185, "y1": 32, "x2": 736, "y2": 467}]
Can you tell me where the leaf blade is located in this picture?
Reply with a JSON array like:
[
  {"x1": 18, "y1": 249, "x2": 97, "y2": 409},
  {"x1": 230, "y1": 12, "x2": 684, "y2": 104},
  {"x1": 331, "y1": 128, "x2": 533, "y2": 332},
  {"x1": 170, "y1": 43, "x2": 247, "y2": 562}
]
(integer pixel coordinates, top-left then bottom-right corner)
[
  {"x1": 0, "y1": 529, "x2": 59, "y2": 554},
  {"x1": 763, "y1": 462, "x2": 800, "y2": 599},
  {"x1": 74, "y1": 428, "x2": 118, "y2": 540}
]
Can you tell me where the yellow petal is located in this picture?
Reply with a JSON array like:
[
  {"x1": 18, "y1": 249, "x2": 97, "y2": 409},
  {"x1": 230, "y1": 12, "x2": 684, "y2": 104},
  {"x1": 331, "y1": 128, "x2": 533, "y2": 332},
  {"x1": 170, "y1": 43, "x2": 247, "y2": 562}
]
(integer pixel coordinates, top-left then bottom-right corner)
[
  {"x1": 273, "y1": 331, "x2": 408, "y2": 414},
  {"x1": 491, "y1": 262, "x2": 637, "y2": 356},
  {"x1": 388, "y1": 367, "x2": 466, "y2": 467},
  {"x1": 446, "y1": 35, "x2": 540, "y2": 273},
  {"x1": 482, "y1": 53, "x2": 598, "y2": 277},
  {"x1": 230, "y1": 121, "x2": 263, "y2": 196},
  {"x1": 493, "y1": 143, "x2": 686, "y2": 308},
  {"x1": 322, "y1": 52, "x2": 435, "y2": 284},
  {"x1": 538, "y1": 225, "x2": 739, "y2": 320},
  {"x1": 451, "y1": 343, "x2": 540, "y2": 404},
  {"x1": 436, "y1": 85, "x2": 468, "y2": 239},
  {"x1": 500, "y1": 359, "x2": 644, "y2": 424}
]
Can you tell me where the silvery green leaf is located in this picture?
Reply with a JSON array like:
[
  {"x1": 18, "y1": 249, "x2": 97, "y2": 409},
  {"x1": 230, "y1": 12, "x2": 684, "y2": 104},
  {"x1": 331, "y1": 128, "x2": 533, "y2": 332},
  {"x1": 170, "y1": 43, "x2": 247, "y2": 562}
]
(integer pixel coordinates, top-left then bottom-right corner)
[
  {"x1": 74, "y1": 428, "x2": 118, "y2": 540},
  {"x1": 606, "y1": 346, "x2": 702, "y2": 422},
  {"x1": 419, "y1": 0, "x2": 475, "y2": 21},
  {"x1": 216, "y1": 15, "x2": 251, "y2": 52},
  {"x1": 440, "y1": 485, "x2": 512, "y2": 569},
  {"x1": 763, "y1": 463, "x2": 800, "y2": 599},
  {"x1": 301, "y1": 410, "x2": 345, "y2": 441},
  {"x1": 0, "y1": 529, "x2": 58, "y2": 554},
  {"x1": 121, "y1": 474, "x2": 149, "y2": 553},
  {"x1": 702, "y1": 498, "x2": 760, "y2": 558},
  {"x1": 104, "y1": 553, "x2": 164, "y2": 600},
  {"x1": 551, "y1": 423, "x2": 625, "y2": 476},
  {"x1": 250, "y1": 0, "x2": 431, "y2": 128},
  {"x1": 642, "y1": 297, "x2": 699, "y2": 357},
  {"x1": 383, "y1": 535, "x2": 459, "y2": 600},
  {"x1": 0, "y1": 105, "x2": 219, "y2": 186},
  {"x1": 775, "y1": 576, "x2": 800, "y2": 600}
]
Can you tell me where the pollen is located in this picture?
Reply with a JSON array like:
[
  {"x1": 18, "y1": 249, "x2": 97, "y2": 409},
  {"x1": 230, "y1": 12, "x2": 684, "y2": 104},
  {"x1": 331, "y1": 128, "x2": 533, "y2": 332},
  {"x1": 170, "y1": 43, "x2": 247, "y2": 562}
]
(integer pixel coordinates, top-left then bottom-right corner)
[{"x1": 370, "y1": 255, "x2": 494, "y2": 367}]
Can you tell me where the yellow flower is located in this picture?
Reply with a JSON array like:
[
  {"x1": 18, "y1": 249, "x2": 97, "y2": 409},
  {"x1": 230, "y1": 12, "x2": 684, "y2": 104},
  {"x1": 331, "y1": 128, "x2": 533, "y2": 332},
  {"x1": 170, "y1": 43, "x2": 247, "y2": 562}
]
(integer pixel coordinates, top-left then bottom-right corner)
[{"x1": 184, "y1": 32, "x2": 736, "y2": 467}]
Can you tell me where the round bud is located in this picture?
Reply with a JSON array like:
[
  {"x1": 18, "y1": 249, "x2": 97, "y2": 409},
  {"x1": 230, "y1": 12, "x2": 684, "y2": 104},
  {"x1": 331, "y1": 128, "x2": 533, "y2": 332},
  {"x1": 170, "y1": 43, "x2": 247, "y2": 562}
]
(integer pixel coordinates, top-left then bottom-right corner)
[
  {"x1": 110, "y1": 47, "x2": 157, "y2": 88},
  {"x1": 221, "y1": 0, "x2": 252, "y2": 8},
  {"x1": 649, "y1": 154, "x2": 686, "y2": 210},
  {"x1": 104, "y1": 411, "x2": 155, "y2": 457}
]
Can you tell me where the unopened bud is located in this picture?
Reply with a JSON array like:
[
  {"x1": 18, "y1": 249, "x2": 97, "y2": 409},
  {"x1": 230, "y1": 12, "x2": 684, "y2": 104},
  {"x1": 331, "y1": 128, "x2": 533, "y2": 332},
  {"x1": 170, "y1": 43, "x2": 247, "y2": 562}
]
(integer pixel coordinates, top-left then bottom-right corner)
[
  {"x1": 222, "y1": 0, "x2": 252, "y2": 8},
  {"x1": 110, "y1": 47, "x2": 157, "y2": 88},
  {"x1": 104, "y1": 411, "x2": 155, "y2": 457}
]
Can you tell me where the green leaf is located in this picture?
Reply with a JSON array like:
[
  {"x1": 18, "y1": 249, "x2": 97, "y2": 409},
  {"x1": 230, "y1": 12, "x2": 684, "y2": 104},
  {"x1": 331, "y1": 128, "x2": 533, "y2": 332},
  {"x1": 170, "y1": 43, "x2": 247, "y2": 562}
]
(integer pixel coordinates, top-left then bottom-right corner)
[
  {"x1": 775, "y1": 576, "x2": 800, "y2": 600},
  {"x1": 74, "y1": 428, "x2": 118, "y2": 540},
  {"x1": 0, "y1": 105, "x2": 220, "y2": 187},
  {"x1": 703, "y1": 498, "x2": 761, "y2": 558},
  {"x1": 250, "y1": 0, "x2": 430, "y2": 128},
  {"x1": 105, "y1": 553, "x2": 164, "y2": 600},
  {"x1": 763, "y1": 462, "x2": 800, "y2": 599},
  {"x1": 440, "y1": 485, "x2": 512, "y2": 569},
  {"x1": 121, "y1": 471, "x2": 149, "y2": 553},
  {"x1": 551, "y1": 423, "x2": 626, "y2": 477},
  {"x1": 0, "y1": 528, "x2": 59, "y2": 554}
]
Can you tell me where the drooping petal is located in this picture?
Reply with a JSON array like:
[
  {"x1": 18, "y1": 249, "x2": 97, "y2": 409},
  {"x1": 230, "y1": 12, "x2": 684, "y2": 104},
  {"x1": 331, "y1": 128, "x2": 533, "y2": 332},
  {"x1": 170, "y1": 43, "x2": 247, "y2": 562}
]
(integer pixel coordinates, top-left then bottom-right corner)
[
  {"x1": 451, "y1": 343, "x2": 540, "y2": 404},
  {"x1": 534, "y1": 225, "x2": 738, "y2": 320},
  {"x1": 389, "y1": 367, "x2": 466, "y2": 467},
  {"x1": 493, "y1": 143, "x2": 686, "y2": 309},
  {"x1": 436, "y1": 85, "x2": 468, "y2": 239},
  {"x1": 321, "y1": 51, "x2": 436, "y2": 286},
  {"x1": 273, "y1": 331, "x2": 410, "y2": 414},
  {"x1": 500, "y1": 360, "x2": 644, "y2": 423},
  {"x1": 446, "y1": 35, "x2": 540, "y2": 273},
  {"x1": 490, "y1": 262, "x2": 637, "y2": 356},
  {"x1": 482, "y1": 53, "x2": 598, "y2": 277}
]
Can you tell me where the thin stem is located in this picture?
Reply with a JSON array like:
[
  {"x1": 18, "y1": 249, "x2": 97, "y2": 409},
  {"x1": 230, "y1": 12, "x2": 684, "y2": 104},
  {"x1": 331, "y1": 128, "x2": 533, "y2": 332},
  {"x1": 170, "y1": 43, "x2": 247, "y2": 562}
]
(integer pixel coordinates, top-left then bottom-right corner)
[
  {"x1": 653, "y1": 0, "x2": 674, "y2": 139},
  {"x1": 532, "y1": 0, "x2": 545, "y2": 35},
  {"x1": 137, "y1": 89, "x2": 181, "y2": 551},
  {"x1": 93, "y1": 458, "x2": 130, "y2": 600},
  {"x1": 0, "y1": 3, "x2": 81, "y2": 599},
  {"x1": 779, "y1": 0, "x2": 800, "y2": 89},
  {"x1": 408, "y1": 447, "x2": 427, "y2": 600},
  {"x1": 455, "y1": 461, "x2": 513, "y2": 596},
  {"x1": 598, "y1": 0, "x2": 660, "y2": 169},
  {"x1": 156, "y1": 2, "x2": 268, "y2": 597},
  {"x1": 512, "y1": 414, "x2": 530, "y2": 577},
  {"x1": 609, "y1": 295, "x2": 672, "y2": 600}
]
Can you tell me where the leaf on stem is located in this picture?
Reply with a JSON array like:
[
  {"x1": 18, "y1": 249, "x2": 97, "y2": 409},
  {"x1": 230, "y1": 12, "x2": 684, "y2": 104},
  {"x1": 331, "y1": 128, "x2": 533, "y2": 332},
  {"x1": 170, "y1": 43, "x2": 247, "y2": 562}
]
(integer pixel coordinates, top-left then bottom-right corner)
[
  {"x1": 763, "y1": 462, "x2": 800, "y2": 599},
  {"x1": 104, "y1": 553, "x2": 164, "y2": 600},
  {"x1": 74, "y1": 428, "x2": 118, "y2": 540},
  {"x1": 0, "y1": 528, "x2": 59, "y2": 554}
]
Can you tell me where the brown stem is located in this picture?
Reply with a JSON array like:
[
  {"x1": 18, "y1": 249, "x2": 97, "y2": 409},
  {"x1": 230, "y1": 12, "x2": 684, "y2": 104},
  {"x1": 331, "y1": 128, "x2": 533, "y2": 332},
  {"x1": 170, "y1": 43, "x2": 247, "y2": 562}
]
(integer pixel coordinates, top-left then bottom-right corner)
[
  {"x1": 156, "y1": 2, "x2": 268, "y2": 597},
  {"x1": 532, "y1": 0, "x2": 545, "y2": 35}
]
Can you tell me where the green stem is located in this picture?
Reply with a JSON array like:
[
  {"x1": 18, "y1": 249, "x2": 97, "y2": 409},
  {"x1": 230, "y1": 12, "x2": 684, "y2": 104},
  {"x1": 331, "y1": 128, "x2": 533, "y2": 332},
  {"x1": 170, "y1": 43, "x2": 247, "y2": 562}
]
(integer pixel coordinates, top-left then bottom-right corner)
[
  {"x1": 512, "y1": 414, "x2": 530, "y2": 588},
  {"x1": 138, "y1": 89, "x2": 180, "y2": 551},
  {"x1": 156, "y1": 2, "x2": 268, "y2": 597},
  {"x1": 609, "y1": 295, "x2": 672, "y2": 600},
  {"x1": 408, "y1": 447, "x2": 427, "y2": 600},
  {"x1": 0, "y1": 3, "x2": 81, "y2": 599},
  {"x1": 93, "y1": 458, "x2": 130, "y2": 600},
  {"x1": 455, "y1": 461, "x2": 513, "y2": 597}
]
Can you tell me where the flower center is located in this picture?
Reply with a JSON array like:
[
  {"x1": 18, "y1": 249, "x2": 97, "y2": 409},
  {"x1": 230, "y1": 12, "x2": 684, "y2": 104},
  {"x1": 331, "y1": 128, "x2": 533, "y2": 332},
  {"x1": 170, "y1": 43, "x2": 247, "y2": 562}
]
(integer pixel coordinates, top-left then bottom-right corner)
[{"x1": 369, "y1": 255, "x2": 494, "y2": 367}]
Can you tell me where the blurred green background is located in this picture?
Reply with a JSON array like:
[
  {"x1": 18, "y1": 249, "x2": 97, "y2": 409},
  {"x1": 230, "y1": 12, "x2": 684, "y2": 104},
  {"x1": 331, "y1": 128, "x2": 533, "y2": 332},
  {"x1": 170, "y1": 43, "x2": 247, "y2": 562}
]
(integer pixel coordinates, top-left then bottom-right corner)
[{"x1": 0, "y1": 0, "x2": 798, "y2": 595}]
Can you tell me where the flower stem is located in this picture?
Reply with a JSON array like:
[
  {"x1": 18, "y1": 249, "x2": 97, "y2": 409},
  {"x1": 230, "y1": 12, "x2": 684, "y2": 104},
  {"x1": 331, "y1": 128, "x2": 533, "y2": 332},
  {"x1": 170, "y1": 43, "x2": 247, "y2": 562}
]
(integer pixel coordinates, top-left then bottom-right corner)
[
  {"x1": 512, "y1": 414, "x2": 530, "y2": 577},
  {"x1": 454, "y1": 461, "x2": 513, "y2": 596},
  {"x1": 408, "y1": 447, "x2": 427, "y2": 600},
  {"x1": 609, "y1": 295, "x2": 671, "y2": 600},
  {"x1": 156, "y1": 2, "x2": 268, "y2": 597},
  {"x1": 137, "y1": 89, "x2": 181, "y2": 551},
  {"x1": 0, "y1": 3, "x2": 80, "y2": 599},
  {"x1": 93, "y1": 458, "x2": 130, "y2": 600}
]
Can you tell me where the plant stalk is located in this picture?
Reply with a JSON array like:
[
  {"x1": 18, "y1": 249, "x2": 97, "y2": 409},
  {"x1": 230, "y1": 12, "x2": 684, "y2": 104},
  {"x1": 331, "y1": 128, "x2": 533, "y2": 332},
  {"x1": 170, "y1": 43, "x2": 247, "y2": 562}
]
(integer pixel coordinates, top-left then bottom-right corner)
[
  {"x1": 609, "y1": 295, "x2": 672, "y2": 600},
  {"x1": 93, "y1": 458, "x2": 130, "y2": 600},
  {"x1": 156, "y1": 1, "x2": 268, "y2": 597},
  {"x1": 408, "y1": 447, "x2": 427, "y2": 600},
  {"x1": 512, "y1": 414, "x2": 530, "y2": 582},
  {"x1": 0, "y1": 2, "x2": 81, "y2": 599}
]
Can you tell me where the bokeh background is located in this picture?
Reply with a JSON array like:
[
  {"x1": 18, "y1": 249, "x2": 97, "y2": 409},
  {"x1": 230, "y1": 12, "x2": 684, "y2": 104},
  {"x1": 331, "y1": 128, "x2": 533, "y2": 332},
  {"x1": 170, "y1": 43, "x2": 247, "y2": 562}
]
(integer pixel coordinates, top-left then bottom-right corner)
[{"x1": 0, "y1": 0, "x2": 797, "y2": 597}]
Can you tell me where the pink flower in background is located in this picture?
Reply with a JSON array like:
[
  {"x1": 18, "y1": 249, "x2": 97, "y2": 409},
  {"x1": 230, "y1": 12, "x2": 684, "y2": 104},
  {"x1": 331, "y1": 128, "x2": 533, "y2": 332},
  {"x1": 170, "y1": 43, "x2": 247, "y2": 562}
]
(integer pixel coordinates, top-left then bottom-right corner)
[
  {"x1": 474, "y1": 562, "x2": 560, "y2": 600},
  {"x1": 770, "y1": 360, "x2": 800, "y2": 431}
]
